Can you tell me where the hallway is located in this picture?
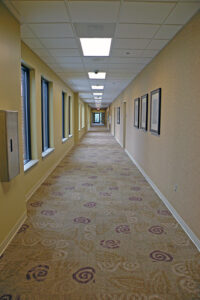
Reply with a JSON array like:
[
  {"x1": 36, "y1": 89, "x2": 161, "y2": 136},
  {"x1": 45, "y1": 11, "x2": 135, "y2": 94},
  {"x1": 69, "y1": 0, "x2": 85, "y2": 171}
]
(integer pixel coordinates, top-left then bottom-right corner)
[{"x1": 0, "y1": 129, "x2": 199, "y2": 299}]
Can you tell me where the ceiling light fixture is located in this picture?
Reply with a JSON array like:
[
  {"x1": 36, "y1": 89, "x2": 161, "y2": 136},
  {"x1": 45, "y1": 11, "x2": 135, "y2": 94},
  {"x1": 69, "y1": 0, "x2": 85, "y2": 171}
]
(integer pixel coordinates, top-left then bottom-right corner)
[
  {"x1": 91, "y1": 85, "x2": 104, "y2": 90},
  {"x1": 88, "y1": 72, "x2": 106, "y2": 79},
  {"x1": 93, "y1": 93, "x2": 103, "y2": 96},
  {"x1": 80, "y1": 38, "x2": 112, "y2": 56}
]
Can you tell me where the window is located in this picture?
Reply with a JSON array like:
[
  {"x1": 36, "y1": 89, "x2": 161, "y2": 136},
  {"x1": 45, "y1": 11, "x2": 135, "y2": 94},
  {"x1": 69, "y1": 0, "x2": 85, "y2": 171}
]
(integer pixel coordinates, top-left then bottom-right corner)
[
  {"x1": 62, "y1": 92, "x2": 65, "y2": 139},
  {"x1": 78, "y1": 103, "x2": 81, "y2": 130},
  {"x1": 41, "y1": 78, "x2": 49, "y2": 152},
  {"x1": 68, "y1": 96, "x2": 71, "y2": 135},
  {"x1": 21, "y1": 65, "x2": 31, "y2": 165},
  {"x1": 117, "y1": 107, "x2": 120, "y2": 124},
  {"x1": 82, "y1": 104, "x2": 85, "y2": 128}
]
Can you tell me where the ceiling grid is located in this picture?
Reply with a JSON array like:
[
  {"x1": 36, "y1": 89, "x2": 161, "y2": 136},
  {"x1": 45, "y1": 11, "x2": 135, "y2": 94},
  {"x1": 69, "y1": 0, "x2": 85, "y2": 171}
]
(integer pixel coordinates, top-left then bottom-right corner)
[{"x1": 3, "y1": 0, "x2": 200, "y2": 108}]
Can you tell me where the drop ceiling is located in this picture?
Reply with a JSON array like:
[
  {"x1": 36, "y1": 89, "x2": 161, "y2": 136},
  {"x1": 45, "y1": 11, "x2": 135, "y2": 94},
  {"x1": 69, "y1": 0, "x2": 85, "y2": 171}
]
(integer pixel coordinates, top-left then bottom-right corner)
[{"x1": 4, "y1": 0, "x2": 200, "y2": 108}]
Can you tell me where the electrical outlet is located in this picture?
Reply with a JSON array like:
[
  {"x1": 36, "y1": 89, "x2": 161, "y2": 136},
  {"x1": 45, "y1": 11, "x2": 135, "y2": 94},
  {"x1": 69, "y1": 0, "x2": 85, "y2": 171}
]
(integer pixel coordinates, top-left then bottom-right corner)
[{"x1": 174, "y1": 184, "x2": 178, "y2": 192}]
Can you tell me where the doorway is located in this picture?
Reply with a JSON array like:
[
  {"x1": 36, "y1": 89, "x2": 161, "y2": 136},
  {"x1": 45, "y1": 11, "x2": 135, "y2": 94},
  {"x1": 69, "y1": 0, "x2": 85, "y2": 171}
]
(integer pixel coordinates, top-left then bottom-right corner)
[{"x1": 94, "y1": 113, "x2": 100, "y2": 123}]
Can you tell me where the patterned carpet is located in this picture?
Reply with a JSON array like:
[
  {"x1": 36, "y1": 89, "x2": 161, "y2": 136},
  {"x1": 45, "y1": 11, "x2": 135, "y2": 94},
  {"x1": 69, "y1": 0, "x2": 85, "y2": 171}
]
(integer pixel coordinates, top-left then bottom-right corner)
[{"x1": 0, "y1": 128, "x2": 200, "y2": 300}]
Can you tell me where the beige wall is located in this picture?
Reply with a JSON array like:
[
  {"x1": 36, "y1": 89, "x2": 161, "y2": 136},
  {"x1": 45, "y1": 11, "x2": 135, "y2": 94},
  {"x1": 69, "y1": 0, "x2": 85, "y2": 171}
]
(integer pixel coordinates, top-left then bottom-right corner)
[
  {"x1": 0, "y1": 2, "x2": 26, "y2": 248},
  {"x1": 110, "y1": 12, "x2": 200, "y2": 239},
  {"x1": 21, "y1": 42, "x2": 75, "y2": 199},
  {"x1": 0, "y1": 3, "x2": 89, "y2": 250}
]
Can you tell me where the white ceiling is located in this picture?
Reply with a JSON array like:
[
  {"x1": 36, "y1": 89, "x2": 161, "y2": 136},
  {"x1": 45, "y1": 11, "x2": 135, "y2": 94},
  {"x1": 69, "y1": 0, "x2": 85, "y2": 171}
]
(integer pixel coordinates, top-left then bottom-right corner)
[{"x1": 4, "y1": 0, "x2": 200, "y2": 108}]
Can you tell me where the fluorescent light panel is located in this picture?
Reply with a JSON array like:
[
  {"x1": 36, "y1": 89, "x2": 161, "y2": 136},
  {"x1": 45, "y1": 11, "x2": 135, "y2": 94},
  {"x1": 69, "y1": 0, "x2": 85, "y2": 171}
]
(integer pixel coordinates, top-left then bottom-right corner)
[
  {"x1": 91, "y1": 85, "x2": 104, "y2": 90},
  {"x1": 80, "y1": 38, "x2": 112, "y2": 56},
  {"x1": 93, "y1": 93, "x2": 103, "y2": 96},
  {"x1": 88, "y1": 72, "x2": 106, "y2": 79},
  {"x1": 94, "y1": 97, "x2": 102, "y2": 100}
]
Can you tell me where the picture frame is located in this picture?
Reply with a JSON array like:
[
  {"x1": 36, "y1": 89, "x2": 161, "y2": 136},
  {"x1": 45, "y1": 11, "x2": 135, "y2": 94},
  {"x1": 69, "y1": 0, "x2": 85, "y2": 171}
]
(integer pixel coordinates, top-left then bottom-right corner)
[
  {"x1": 140, "y1": 94, "x2": 148, "y2": 131},
  {"x1": 150, "y1": 88, "x2": 161, "y2": 135},
  {"x1": 117, "y1": 107, "x2": 120, "y2": 124},
  {"x1": 134, "y1": 98, "x2": 140, "y2": 128}
]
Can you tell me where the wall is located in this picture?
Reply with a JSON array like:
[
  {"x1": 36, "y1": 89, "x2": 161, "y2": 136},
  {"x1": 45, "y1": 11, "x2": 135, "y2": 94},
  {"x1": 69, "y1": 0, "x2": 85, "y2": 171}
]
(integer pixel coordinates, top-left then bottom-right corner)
[
  {"x1": 0, "y1": 2, "x2": 27, "y2": 250},
  {"x1": 110, "y1": 12, "x2": 200, "y2": 239},
  {"x1": 0, "y1": 2, "x2": 89, "y2": 251},
  {"x1": 21, "y1": 42, "x2": 75, "y2": 199}
]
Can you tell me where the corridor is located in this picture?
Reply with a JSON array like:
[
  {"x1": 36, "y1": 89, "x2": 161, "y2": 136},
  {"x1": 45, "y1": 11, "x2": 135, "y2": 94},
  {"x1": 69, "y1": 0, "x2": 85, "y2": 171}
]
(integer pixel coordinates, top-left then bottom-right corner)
[{"x1": 0, "y1": 128, "x2": 199, "y2": 299}]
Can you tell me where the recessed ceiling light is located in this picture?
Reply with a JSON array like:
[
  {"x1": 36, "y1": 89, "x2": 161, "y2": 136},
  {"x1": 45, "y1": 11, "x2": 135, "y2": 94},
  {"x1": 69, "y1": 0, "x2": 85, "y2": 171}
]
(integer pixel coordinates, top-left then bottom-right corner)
[
  {"x1": 93, "y1": 92, "x2": 103, "y2": 96},
  {"x1": 94, "y1": 96, "x2": 102, "y2": 100},
  {"x1": 88, "y1": 72, "x2": 106, "y2": 79},
  {"x1": 91, "y1": 85, "x2": 104, "y2": 90},
  {"x1": 80, "y1": 38, "x2": 112, "y2": 56}
]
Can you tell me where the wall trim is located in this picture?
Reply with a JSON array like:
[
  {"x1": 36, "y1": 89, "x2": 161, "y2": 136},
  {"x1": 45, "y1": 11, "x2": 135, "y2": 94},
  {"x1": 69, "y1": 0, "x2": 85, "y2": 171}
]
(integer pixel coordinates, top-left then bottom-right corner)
[
  {"x1": 0, "y1": 211, "x2": 27, "y2": 256},
  {"x1": 124, "y1": 148, "x2": 200, "y2": 252},
  {"x1": 115, "y1": 136, "x2": 123, "y2": 148},
  {"x1": 25, "y1": 143, "x2": 74, "y2": 202}
]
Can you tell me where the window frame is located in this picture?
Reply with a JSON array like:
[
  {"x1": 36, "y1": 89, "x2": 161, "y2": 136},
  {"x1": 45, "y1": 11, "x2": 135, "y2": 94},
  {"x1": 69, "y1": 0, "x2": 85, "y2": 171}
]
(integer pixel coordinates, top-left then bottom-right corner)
[
  {"x1": 41, "y1": 77, "x2": 50, "y2": 152},
  {"x1": 62, "y1": 92, "x2": 65, "y2": 139},
  {"x1": 21, "y1": 65, "x2": 31, "y2": 165},
  {"x1": 68, "y1": 95, "x2": 71, "y2": 136}
]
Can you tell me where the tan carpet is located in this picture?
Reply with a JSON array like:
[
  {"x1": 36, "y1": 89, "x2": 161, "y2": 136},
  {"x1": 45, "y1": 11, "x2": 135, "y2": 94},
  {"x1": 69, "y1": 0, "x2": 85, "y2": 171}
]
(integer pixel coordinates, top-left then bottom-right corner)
[{"x1": 0, "y1": 129, "x2": 200, "y2": 300}]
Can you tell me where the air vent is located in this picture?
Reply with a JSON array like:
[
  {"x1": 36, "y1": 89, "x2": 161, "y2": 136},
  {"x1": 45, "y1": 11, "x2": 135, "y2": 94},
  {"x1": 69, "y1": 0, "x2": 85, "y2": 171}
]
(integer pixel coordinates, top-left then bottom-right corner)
[{"x1": 74, "y1": 23, "x2": 116, "y2": 38}]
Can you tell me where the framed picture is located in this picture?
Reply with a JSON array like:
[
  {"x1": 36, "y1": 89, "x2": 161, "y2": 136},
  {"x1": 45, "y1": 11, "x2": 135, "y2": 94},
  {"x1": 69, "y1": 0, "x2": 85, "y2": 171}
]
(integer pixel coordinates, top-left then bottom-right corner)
[
  {"x1": 150, "y1": 88, "x2": 161, "y2": 135},
  {"x1": 140, "y1": 94, "x2": 148, "y2": 131},
  {"x1": 117, "y1": 107, "x2": 120, "y2": 124},
  {"x1": 134, "y1": 98, "x2": 140, "y2": 128}
]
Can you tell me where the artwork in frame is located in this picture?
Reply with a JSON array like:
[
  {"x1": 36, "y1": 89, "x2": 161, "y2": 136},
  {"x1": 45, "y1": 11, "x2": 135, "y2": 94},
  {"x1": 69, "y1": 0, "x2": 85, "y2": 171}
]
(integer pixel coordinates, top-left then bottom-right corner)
[
  {"x1": 140, "y1": 94, "x2": 148, "y2": 131},
  {"x1": 134, "y1": 98, "x2": 140, "y2": 128},
  {"x1": 117, "y1": 107, "x2": 120, "y2": 124},
  {"x1": 150, "y1": 88, "x2": 161, "y2": 135}
]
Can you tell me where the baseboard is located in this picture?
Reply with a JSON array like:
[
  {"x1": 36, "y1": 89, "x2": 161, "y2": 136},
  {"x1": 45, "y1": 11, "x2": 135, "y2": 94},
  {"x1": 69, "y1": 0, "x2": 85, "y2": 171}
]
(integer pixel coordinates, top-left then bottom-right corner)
[
  {"x1": 124, "y1": 148, "x2": 200, "y2": 252},
  {"x1": 25, "y1": 143, "x2": 74, "y2": 202},
  {"x1": 115, "y1": 136, "x2": 123, "y2": 148},
  {"x1": 0, "y1": 211, "x2": 27, "y2": 256}
]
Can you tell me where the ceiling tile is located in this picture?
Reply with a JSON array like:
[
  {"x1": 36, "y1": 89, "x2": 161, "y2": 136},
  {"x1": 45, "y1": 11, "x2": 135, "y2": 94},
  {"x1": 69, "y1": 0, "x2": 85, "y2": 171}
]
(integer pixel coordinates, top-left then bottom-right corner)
[
  {"x1": 29, "y1": 23, "x2": 74, "y2": 38},
  {"x1": 113, "y1": 38, "x2": 150, "y2": 49},
  {"x1": 116, "y1": 24, "x2": 160, "y2": 39},
  {"x1": 23, "y1": 38, "x2": 43, "y2": 49},
  {"x1": 74, "y1": 23, "x2": 116, "y2": 37},
  {"x1": 120, "y1": 2, "x2": 175, "y2": 24},
  {"x1": 147, "y1": 39, "x2": 169, "y2": 50},
  {"x1": 69, "y1": 1, "x2": 120, "y2": 23},
  {"x1": 41, "y1": 38, "x2": 77, "y2": 49},
  {"x1": 141, "y1": 49, "x2": 159, "y2": 57},
  {"x1": 12, "y1": 1, "x2": 70, "y2": 23},
  {"x1": 49, "y1": 49, "x2": 80, "y2": 57},
  {"x1": 83, "y1": 57, "x2": 109, "y2": 64},
  {"x1": 84, "y1": 64, "x2": 109, "y2": 71},
  {"x1": 110, "y1": 57, "x2": 151, "y2": 64},
  {"x1": 21, "y1": 24, "x2": 35, "y2": 38},
  {"x1": 165, "y1": 2, "x2": 200, "y2": 25},
  {"x1": 155, "y1": 25, "x2": 182, "y2": 39},
  {"x1": 55, "y1": 56, "x2": 82, "y2": 64},
  {"x1": 112, "y1": 49, "x2": 143, "y2": 57},
  {"x1": 108, "y1": 63, "x2": 145, "y2": 71},
  {"x1": 61, "y1": 64, "x2": 84, "y2": 72}
]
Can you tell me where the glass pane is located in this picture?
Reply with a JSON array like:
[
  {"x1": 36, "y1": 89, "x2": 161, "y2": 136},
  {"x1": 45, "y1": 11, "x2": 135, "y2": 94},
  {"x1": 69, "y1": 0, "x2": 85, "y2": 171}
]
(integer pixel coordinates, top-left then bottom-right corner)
[
  {"x1": 42, "y1": 79, "x2": 49, "y2": 151},
  {"x1": 95, "y1": 113, "x2": 100, "y2": 123},
  {"x1": 21, "y1": 66, "x2": 30, "y2": 164}
]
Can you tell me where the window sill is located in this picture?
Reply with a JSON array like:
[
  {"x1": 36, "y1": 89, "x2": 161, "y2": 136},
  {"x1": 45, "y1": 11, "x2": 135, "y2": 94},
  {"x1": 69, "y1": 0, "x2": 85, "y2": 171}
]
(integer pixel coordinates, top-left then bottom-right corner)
[
  {"x1": 62, "y1": 137, "x2": 68, "y2": 144},
  {"x1": 69, "y1": 134, "x2": 73, "y2": 138},
  {"x1": 24, "y1": 159, "x2": 39, "y2": 173},
  {"x1": 42, "y1": 148, "x2": 54, "y2": 159}
]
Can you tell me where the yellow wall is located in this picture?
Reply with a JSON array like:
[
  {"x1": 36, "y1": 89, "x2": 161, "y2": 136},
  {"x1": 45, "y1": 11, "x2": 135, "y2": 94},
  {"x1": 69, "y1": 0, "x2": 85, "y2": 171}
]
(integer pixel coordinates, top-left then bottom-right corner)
[
  {"x1": 21, "y1": 42, "x2": 75, "y2": 199},
  {"x1": 0, "y1": 3, "x2": 89, "y2": 250},
  {"x1": 0, "y1": 2, "x2": 27, "y2": 249},
  {"x1": 110, "y1": 12, "x2": 200, "y2": 239}
]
